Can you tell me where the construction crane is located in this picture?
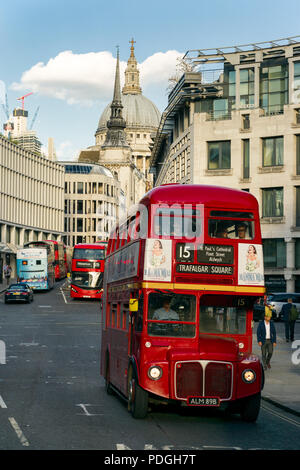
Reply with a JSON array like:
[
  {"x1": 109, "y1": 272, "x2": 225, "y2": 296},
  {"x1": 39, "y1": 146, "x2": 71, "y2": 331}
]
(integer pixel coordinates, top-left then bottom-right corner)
[
  {"x1": 17, "y1": 92, "x2": 33, "y2": 110},
  {"x1": 2, "y1": 93, "x2": 9, "y2": 119},
  {"x1": 29, "y1": 106, "x2": 40, "y2": 130}
]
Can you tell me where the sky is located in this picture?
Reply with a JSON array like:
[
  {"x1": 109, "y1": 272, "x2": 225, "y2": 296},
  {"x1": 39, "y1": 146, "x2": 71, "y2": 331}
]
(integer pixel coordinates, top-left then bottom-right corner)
[{"x1": 0, "y1": 0, "x2": 300, "y2": 161}]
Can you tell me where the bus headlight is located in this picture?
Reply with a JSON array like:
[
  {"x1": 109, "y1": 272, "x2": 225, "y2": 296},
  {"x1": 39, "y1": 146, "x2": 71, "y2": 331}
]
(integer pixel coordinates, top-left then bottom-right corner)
[
  {"x1": 148, "y1": 366, "x2": 163, "y2": 381},
  {"x1": 242, "y1": 369, "x2": 256, "y2": 384}
]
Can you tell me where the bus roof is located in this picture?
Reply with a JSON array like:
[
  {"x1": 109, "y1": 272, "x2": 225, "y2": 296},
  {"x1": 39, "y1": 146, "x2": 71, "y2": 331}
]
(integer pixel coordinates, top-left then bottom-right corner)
[
  {"x1": 17, "y1": 248, "x2": 47, "y2": 258},
  {"x1": 73, "y1": 243, "x2": 107, "y2": 249},
  {"x1": 140, "y1": 184, "x2": 258, "y2": 211}
]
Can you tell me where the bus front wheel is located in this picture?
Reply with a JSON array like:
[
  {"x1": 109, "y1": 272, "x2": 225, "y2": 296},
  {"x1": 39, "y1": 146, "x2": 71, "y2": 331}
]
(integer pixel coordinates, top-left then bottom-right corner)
[
  {"x1": 240, "y1": 392, "x2": 261, "y2": 422},
  {"x1": 127, "y1": 366, "x2": 148, "y2": 419}
]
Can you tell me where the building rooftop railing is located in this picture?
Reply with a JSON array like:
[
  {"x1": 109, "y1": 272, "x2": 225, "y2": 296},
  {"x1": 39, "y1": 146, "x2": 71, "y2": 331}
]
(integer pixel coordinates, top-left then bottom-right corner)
[
  {"x1": 184, "y1": 35, "x2": 300, "y2": 63},
  {"x1": 206, "y1": 111, "x2": 232, "y2": 121}
]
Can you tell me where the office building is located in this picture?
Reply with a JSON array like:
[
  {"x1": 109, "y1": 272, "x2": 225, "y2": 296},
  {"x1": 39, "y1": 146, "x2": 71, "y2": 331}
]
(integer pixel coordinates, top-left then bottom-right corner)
[{"x1": 150, "y1": 36, "x2": 300, "y2": 292}]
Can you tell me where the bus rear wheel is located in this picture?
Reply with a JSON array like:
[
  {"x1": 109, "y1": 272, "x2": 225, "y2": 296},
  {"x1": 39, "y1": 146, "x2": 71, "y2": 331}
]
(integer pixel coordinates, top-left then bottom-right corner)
[
  {"x1": 127, "y1": 366, "x2": 148, "y2": 419},
  {"x1": 240, "y1": 392, "x2": 261, "y2": 422}
]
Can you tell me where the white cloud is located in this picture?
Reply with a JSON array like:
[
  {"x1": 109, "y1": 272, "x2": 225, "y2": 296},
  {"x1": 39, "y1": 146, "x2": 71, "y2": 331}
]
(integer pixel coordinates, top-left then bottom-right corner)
[
  {"x1": 56, "y1": 140, "x2": 79, "y2": 161},
  {"x1": 140, "y1": 50, "x2": 184, "y2": 86},
  {"x1": 10, "y1": 49, "x2": 183, "y2": 106}
]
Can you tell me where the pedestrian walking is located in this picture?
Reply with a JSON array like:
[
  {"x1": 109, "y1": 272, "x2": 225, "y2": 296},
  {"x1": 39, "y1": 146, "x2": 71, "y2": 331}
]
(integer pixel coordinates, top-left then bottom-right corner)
[
  {"x1": 281, "y1": 298, "x2": 298, "y2": 342},
  {"x1": 257, "y1": 307, "x2": 277, "y2": 370},
  {"x1": 3, "y1": 263, "x2": 12, "y2": 286}
]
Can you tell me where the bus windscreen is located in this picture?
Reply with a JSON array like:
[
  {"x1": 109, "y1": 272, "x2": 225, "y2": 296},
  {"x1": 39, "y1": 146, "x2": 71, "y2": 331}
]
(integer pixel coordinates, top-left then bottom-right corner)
[{"x1": 73, "y1": 248, "x2": 106, "y2": 260}]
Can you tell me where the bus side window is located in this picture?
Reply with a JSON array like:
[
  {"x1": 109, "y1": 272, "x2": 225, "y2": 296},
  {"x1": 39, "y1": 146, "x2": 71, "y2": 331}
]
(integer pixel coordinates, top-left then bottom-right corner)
[
  {"x1": 111, "y1": 303, "x2": 117, "y2": 328},
  {"x1": 121, "y1": 303, "x2": 130, "y2": 330},
  {"x1": 106, "y1": 303, "x2": 110, "y2": 328},
  {"x1": 116, "y1": 303, "x2": 121, "y2": 329}
]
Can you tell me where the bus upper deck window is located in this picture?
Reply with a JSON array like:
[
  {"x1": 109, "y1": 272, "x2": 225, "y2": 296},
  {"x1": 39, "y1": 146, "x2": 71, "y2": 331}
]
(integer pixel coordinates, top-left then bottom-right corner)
[
  {"x1": 209, "y1": 217, "x2": 254, "y2": 240},
  {"x1": 153, "y1": 207, "x2": 202, "y2": 238}
]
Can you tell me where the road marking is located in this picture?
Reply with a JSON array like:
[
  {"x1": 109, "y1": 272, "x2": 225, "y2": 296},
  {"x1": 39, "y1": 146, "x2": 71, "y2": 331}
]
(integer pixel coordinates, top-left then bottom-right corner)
[
  {"x1": 0, "y1": 395, "x2": 7, "y2": 408},
  {"x1": 262, "y1": 404, "x2": 300, "y2": 427},
  {"x1": 8, "y1": 417, "x2": 30, "y2": 447},
  {"x1": 116, "y1": 443, "x2": 132, "y2": 450},
  {"x1": 19, "y1": 341, "x2": 39, "y2": 347},
  {"x1": 60, "y1": 288, "x2": 68, "y2": 304},
  {"x1": 76, "y1": 404, "x2": 104, "y2": 416},
  {"x1": 38, "y1": 305, "x2": 52, "y2": 308}
]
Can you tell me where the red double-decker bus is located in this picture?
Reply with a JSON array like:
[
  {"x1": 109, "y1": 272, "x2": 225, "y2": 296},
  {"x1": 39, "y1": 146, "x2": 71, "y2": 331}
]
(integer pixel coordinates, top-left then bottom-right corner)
[
  {"x1": 24, "y1": 240, "x2": 66, "y2": 280},
  {"x1": 101, "y1": 184, "x2": 266, "y2": 422},
  {"x1": 70, "y1": 243, "x2": 106, "y2": 299}
]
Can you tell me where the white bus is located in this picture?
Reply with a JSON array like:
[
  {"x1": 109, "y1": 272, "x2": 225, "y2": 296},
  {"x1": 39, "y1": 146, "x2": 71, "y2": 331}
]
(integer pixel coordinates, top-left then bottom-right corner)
[{"x1": 16, "y1": 248, "x2": 55, "y2": 290}]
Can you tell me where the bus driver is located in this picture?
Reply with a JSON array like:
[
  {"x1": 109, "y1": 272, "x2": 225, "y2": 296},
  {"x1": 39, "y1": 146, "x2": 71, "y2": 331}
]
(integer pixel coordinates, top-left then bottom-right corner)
[{"x1": 153, "y1": 298, "x2": 179, "y2": 321}]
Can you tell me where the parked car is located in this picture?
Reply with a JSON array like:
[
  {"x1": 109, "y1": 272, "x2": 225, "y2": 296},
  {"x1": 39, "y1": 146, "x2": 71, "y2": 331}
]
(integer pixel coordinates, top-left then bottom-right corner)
[
  {"x1": 266, "y1": 292, "x2": 300, "y2": 321},
  {"x1": 4, "y1": 283, "x2": 34, "y2": 304},
  {"x1": 253, "y1": 297, "x2": 265, "y2": 321}
]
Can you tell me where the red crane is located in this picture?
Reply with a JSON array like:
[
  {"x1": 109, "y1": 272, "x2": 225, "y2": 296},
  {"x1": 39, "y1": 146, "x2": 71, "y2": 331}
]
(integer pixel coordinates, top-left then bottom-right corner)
[{"x1": 17, "y1": 92, "x2": 33, "y2": 110}]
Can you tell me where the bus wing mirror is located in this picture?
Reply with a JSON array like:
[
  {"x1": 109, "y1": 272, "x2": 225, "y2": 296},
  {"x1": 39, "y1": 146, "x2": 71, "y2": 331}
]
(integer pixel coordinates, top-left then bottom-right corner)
[{"x1": 129, "y1": 299, "x2": 138, "y2": 312}]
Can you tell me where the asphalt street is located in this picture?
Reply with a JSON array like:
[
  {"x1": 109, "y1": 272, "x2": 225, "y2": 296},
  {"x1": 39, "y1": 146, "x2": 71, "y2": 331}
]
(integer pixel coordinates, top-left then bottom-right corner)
[{"x1": 0, "y1": 280, "x2": 300, "y2": 452}]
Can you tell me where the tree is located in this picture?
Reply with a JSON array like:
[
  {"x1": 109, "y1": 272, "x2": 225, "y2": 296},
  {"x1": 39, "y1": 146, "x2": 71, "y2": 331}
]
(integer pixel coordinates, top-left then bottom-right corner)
[{"x1": 166, "y1": 56, "x2": 195, "y2": 93}]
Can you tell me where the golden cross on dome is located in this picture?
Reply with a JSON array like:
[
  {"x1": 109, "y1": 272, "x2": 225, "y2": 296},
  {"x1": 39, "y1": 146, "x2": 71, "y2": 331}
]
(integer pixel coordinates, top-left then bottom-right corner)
[{"x1": 129, "y1": 38, "x2": 136, "y2": 49}]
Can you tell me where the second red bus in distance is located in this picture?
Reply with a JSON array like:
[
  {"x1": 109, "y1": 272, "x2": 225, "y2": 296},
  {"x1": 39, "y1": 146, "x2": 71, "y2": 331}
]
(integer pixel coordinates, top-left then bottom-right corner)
[{"x1": 71, "y1": 242, "x2": 107, "y2": 299}]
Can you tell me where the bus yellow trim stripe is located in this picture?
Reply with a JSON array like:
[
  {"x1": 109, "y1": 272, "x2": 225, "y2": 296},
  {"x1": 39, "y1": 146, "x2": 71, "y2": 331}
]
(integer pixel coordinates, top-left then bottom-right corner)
[{"x1": 141, "y1": 281, "x2": 265, "y2": 294}]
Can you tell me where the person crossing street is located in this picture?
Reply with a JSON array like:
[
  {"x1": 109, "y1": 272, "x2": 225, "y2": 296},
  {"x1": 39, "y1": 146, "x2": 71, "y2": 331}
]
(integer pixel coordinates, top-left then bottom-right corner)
[{"x1": 257, "y1": 307, "x2": 277, "y2": 370}]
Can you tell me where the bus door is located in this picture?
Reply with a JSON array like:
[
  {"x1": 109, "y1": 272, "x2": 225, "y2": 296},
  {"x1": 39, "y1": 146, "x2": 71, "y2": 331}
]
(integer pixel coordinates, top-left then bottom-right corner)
[{"x1": 129, "y1": 293, "x2": 144, "y2": 368}]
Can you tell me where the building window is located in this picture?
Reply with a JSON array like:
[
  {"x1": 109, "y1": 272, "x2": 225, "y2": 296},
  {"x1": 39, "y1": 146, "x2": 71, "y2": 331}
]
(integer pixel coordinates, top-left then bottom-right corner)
[
  {"x1": 77, "y1": 218, "x2": 83, "y2": 232},
  {"x1": 262, "y1": 136, "x2": 283, "y2": 166},
  {"x1": 295, "y1": 239, "x2": 300, "y2": 269},
  {"x1": 262, "y1": 187, "x2": 283, "y2": 217},
  {"x1": 296, "y1": 136, "x2": 300, "y2": 175},
  {"x1": 296, "y1": 187, "x2": 300, "y2": 226},
  {"x1": 293, "y1": 61, "x2": 300, "y2": 105},
  {"x1": 242, "y1": 114, "x2": 250, "y2": 130},
  {"x1": 242, "y1": 139, "x2": 250, "y2": 179},
  {"x1": 208, "y1": 141, "x2": 231, "y2": 170},
  {"x1": 260, "y1": 64, "x2": 288, "y2": 114},
  {"x1": 240, "y1": 68, "x2": 254, "y2": 109},
  {"x1": 263, "y1": 238, "x2": 286, "y2": 268},
  {"x1": 228, "y1": 70, "x2": 236, "y2": 110},
  {"x1": 77, "y1": 200, "x2": 83, "y2": 215},
  {"x1": 77, "y1": 182, "x2": 84, "y2": 194}
]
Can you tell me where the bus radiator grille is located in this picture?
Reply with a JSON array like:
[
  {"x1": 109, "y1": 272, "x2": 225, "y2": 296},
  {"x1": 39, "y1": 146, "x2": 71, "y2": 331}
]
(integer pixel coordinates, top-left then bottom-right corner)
[
  {"x1": 176, "y1": 362, "x2": 203, "y2": 399},
  {"x1": 204, "y1": 362, "x2": 232, "y2": 399},
  {"x1": 175, "y1": 361, "x2": 232, "y2": 400}
]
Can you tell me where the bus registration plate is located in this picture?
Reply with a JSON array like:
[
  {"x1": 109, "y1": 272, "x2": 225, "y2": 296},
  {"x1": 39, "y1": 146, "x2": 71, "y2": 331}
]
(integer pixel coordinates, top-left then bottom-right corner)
[{"x1": 187, "y1": 397, "x2": 220, "y2": 407}]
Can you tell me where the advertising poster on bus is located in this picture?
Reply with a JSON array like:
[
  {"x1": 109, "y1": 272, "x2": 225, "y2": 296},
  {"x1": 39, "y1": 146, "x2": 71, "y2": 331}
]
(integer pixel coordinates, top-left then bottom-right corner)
[
  {"x1": 17, "y1": 249, "x2": 49, "y2": 290},
  {"x1": 238, "y1": 243, "x2": 264, "y2": 286},
  {"x1": 144, "y1": 239, "x2": 172, "y2": 282}
]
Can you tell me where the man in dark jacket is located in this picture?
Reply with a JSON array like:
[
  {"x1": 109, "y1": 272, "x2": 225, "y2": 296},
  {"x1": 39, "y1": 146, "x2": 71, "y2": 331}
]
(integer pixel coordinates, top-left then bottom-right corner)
[
  {"x1": 281, "y1": 298, "x2": 297, "y2": 342},
  {"x1": 257, "y1": 309, "x2": 277, "y2": 370}
]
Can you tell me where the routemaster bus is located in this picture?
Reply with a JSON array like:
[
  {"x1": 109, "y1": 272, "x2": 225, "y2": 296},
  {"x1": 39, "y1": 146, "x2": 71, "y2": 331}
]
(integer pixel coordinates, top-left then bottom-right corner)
[
  {"x1": 24, "y1": 240, "x2": 67, "y2": 280},
  {"x1": 70, "y1": 243, "x2": 107, "y2": 299},
  {"x1": 101, "y1": 184, "x2": 266, "y2": 422}
]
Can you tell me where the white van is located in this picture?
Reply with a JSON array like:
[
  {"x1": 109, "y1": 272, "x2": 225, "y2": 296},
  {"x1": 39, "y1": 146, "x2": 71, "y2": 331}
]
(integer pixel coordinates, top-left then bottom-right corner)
[{"x1": 267, "y1": 293, "x2": 300, "y2": 321}]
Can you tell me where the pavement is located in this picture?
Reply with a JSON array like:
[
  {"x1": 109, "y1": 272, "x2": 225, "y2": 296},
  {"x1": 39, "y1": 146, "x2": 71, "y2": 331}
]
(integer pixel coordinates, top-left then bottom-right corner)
[
  {"x1": 252, "y1": 321, "x2": 300, "y2": 417},
  {"x1": 0, "y1": 279, "x2": 299, "y2": 417}
]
